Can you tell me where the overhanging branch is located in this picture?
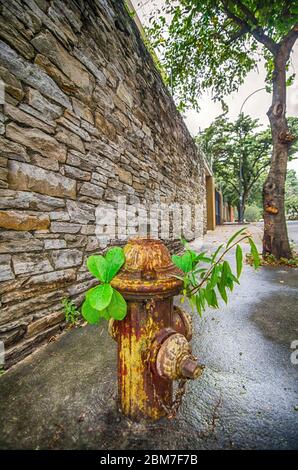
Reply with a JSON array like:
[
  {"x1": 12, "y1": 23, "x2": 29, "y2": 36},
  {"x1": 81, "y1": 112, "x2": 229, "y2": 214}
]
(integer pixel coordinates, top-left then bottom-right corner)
[
  {"x1": 281, "y1": 23, "x2": 298, "y2": 54},
  {"x1": 221, "y1": 0, "x2": 278, "y2": 54}
]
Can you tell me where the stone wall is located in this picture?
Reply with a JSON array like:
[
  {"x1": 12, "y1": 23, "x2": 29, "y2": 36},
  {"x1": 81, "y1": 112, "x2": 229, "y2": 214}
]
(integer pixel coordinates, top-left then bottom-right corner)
[{"x1": 0, "y1": 0, "x2": 206, "y2": 368}]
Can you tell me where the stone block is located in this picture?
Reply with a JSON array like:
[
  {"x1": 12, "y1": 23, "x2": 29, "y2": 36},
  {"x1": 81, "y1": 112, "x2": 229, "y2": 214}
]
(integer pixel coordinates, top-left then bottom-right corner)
[
  {"x1": 0, "y1": 41, "x2": 71, "y2": 108},
  {"x1": 50, "y1": 222, "x2": 81, "y2": 234},
  {"x1": 4, "y1": 103, "x2": 55, "y2": 134},
  {"x1": 6, "y1": 123, "x2": 66, "y2": 162},
  {"x1": 0, "y1": 65, "x2": 24, "y2": 101},
  {"x1": 72, "y1": 97, "x2": 94, "y2": 124},
  {"x1": 63, "y1": 165, "x2": 91, "y2": 181},
  {"x1": 12, "y1": 252, "x2": 53, "y2": 276},
  {"x1": 117, "y1": 167, "x2": 133, "y2": 186},
  {"x1": 31, "y1": 31, "x2": 94, "y2": 94},
  {"x1": 56, "y1": 116, "x2": 91, "y2": 142},
  {"x1": 0, "y1": 17, "x2": 35, "y2": 59},
  {"x1": 0, "y1": 231, "x2": 44, "y2": 254},
  {"x1": 0, "y1": 190, "x2": 65, "y2": 211},
  {"x1": 0, "y1": 211, "x2": 50, "y2": 231},
  {"x1": 50, "y1": 249, "x2": 83, "y2": 269},
  {"x1": 0, "y1": 255, "x2": 14, "y2": 281},
  {"x1": 8, "y1": 161, "x2": 76, "y2": 199},
  {"x1": 0, "y1": 136, "x2": 28, "y2": 161},
  {"x1": 56, "y1": 127, "x2": 85, "y2": 153},
  {"x1": 49, "y1": 211, "x2": 70, "y2": 221},
  {"x1": 79, "y1": 182, "x2": 104, "y2": 199},
  {"x1": 27, "y1": 87, "x2": 62, "y2": 119},
  {"x1": 25, "y1": 311, "x2": 65, "y2": 338},
  {"x1": 2, "y1": 268, "x2": 76, "y2": 303},
  {"x1": 66, "y1": 200, "x2": 95, "y2": 224},
  {"x1": 35, "y1": 53, "x2": 76, "y2": 97},
  {"x1": 117, "y1": 82, "x2": 133, "y2": 108},
  {"x1": 44, "y1": 239, "x2": 66, "y2": 250},
  {"x1": 30, "y1": 153, "x2": 59, "y2": 172}
]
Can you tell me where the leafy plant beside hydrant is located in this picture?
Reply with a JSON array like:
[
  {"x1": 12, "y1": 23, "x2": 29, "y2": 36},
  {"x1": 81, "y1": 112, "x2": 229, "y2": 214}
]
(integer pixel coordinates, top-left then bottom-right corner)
[
  {"x1": 171, "y1": 228, "x2": 260, "y2": 316},
  {"x1": 82, "y1": 247, "x2": 127, "y2": 324},
  {"x1": 62, "y1": 298, "x2": 81, "y2": 325},
  {"x1": 81, "y1": 229, "x2": 260, "y2": 324}
]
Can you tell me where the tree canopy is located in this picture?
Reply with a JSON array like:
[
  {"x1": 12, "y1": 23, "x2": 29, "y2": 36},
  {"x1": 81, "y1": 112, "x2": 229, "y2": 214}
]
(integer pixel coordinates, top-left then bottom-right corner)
[
  {"x1": 197, "y1": 114, "x2": 298, "y2": 220},
  {"x1": 196, "y1": 114, "x2": 272, "y2": 217},
  {"x1": 148, "y1": 0, "x2": 298, "y2": 110}
]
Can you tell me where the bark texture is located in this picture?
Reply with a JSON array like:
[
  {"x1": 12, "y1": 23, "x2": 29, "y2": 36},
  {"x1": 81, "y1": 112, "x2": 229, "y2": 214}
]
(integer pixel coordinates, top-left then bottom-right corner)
[{"x1": 263, "y1": 39, "x2": 297, "y2": 259}]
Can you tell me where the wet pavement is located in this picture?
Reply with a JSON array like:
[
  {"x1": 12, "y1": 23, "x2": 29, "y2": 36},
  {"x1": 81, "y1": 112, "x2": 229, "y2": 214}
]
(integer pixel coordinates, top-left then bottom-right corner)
[{"x1": 0, "y1": 224, "x2": 297, "y2": 449}]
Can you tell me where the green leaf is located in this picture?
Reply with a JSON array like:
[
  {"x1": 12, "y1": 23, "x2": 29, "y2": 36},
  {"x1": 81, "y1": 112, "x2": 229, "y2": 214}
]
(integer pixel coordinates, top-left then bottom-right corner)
[
  {"x1": 226, "y1": 228, "x2": 247, "y2": 248},
  {"x1": 204, "y1": 287, "x2": 212, "y2": 306},
  {"x1": 99, "y1": 308, "x2": 111, "y2": 320},
  {"x1": 236, "y1": 245, "x2": 243, "y2": 278},
  {"x1": 209, "y1": 265, "x2": 220, "y2": 289},
  {"x1": 81, "y1": 299, "x2": 102, "y2": 324},
  {"x1": 87, "y1": 255, "x2": 107, "y2": 282},
  {"x1": 181, "y1": 236, "x2": 188, "y2": 248},
  {"x1": 184, "y1": 274, "x2": 192, "y2": 289},
  {"x1": 189, "y1": 294, "x2": 197, "y2": 312},
  {"x1": 195, "y1": 254, "x2": 212, "y2": 263},
  {"x1": 249, "y1": 238, "x2": 260, "y2": 269},
  {"x1": 211, "y1": 244, "x2": 224, "y2": 262},
  {"x1": 231, "y1": 273, "x2": 240, "y2": 285},
  {"x1": 210, "y1": 289, "x2": 219, "y2": 308},
  {"x1": 217, "y1": 282, "x2": 228, "y2": 304},
  {"x1": 220, "y1": 260, "x2": 229, "y2": 288},
  {"x1": 188, "y1": 249, "x2": 200, "y2": 265},
  {"x1": 199, "y1": 289, "x2": 206, "y2": 310},
  {"x1": 172, "y1": 251, "x2": 193, "y2": 273},
  {"x1": 205, "y1": 287, "x2": 218, "y2": 308},
  {"x1": 107, "y1": 288, "x2": 127, "y2": 320},
  {"x1": 226, "y1": 275, "x2": 234, "y2": 291},
  {"x1": 195, "y1": 294, "x2": 202, "y2": 317},
  {"x1": 105, "y1": 247, "x2": 125, "y2": 282},
  {"x1": 86, "y1": 284, "x2": 113, "y2": 311}
]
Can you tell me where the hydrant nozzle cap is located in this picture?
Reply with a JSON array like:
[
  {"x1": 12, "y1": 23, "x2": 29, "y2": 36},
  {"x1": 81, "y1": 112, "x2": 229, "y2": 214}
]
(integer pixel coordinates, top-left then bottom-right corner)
[
  {"x1": 111, "y1": 237, "x2": 183, "y2": 299},
  {"x1": 180, "y1": 356, "x2": 205, "y2": 380}
]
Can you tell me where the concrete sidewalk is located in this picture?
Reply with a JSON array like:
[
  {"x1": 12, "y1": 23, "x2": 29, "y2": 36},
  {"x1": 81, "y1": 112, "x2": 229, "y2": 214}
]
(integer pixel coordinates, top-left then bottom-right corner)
[{"x1": 0, "y1": 225, "x2": 297, "y2": 449}]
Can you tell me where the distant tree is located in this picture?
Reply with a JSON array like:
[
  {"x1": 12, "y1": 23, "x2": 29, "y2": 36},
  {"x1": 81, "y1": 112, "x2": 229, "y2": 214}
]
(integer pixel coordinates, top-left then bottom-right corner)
[
  {"x1": 196, "y1": 114, "x2": 272, "y2": 222},
  {"x1": 244, "y1": 205, "x2": 262, "y2": 222},
  {"x1": 285, "y1": 169, "x2": 298, "y2": 219},
  {"x1": 148, "y1": 1, "x2": 298, "y2": 258}
]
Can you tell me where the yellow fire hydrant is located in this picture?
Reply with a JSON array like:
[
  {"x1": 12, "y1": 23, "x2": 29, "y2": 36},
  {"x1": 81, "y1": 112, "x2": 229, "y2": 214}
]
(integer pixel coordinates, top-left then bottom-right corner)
[{"x1": 109, "y1": 238, "x2": 204, "y2": 421}]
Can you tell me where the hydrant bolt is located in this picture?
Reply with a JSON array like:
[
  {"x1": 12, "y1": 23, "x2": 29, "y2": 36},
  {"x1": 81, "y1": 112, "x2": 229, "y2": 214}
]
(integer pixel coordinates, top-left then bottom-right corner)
[{"x1": 180, "y1": 356, "x2": 205, "y2": 380}]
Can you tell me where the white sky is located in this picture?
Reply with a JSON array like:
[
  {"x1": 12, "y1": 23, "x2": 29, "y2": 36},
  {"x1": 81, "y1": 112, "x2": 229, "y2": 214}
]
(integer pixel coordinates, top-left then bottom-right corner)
[{"x1": 131, "y1": 0, "x2": 298, "y2": 174}]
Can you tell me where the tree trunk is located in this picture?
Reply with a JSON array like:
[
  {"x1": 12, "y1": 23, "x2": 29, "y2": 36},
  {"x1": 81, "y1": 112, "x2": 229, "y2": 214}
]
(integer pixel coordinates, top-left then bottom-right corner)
[
  {"x1": 238, "y1": 200, "x2": 244, "y2": 223},
  {"x1": 262, "y1": 46, "x2": 293, "y2": 259},
  {"x1": 238, "y1": 191, "x2": 247, "y2": 224}
]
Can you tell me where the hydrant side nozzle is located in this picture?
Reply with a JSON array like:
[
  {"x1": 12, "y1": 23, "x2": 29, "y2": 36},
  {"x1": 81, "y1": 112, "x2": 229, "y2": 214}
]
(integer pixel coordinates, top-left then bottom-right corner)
[{"x1": 155, "y1": 331, "x2": 204, "y2": 381}]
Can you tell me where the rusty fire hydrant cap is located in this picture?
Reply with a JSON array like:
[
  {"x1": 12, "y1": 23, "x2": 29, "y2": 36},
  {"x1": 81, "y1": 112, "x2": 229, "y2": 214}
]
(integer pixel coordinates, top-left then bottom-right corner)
[{"x1": 111, "y1": 237, "x2": 183, "y2": 299}]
